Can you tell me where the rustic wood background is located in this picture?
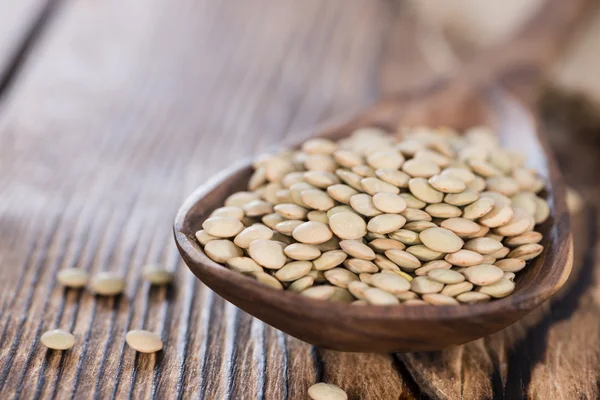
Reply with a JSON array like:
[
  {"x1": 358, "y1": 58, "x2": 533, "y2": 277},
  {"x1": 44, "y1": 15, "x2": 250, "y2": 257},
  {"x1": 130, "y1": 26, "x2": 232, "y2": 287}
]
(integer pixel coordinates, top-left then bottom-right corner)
[{"x1": 1, "y1": 1, "x2": 599, "y2": 398}]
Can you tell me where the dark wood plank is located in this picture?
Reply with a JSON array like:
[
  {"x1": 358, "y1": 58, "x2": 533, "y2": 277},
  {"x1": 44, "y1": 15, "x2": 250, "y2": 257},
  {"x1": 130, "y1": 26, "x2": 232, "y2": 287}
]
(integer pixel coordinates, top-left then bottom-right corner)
[
  {"x1": 398, "y1": 303, "x2": 550, "y2": 399},
  {"x1": 319, "y1": 351, "x2": 409, "y2": 399},
  {"x1": 0, "y1": 0, "x2": 423, "y2": 397},
  {"x1": 515, "y1": 98, "x2": 600, "y2": 400}
]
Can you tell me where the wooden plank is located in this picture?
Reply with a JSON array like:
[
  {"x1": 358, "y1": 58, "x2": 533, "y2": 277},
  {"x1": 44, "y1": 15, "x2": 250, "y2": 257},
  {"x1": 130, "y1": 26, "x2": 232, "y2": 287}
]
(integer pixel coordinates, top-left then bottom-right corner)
[
  {"x1": 0, "y1": 0, "x2": 425, "y2": 397},
  {"x1": 516, "y1": 113, "x2": 600, "y2": 400},
  {"x1": 398, "y1": 307, "x2": 549, "y2": 399},
  {"x1": 319, "y1": 350, "x2": 409, "y2": 399}
]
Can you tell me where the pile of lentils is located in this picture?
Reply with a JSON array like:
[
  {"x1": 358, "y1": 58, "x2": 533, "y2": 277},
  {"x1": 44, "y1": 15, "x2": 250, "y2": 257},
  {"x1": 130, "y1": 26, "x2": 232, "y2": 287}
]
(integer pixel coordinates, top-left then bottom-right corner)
[{"x1": 196, "y1": 126, "x2": 548, "y2": 306}]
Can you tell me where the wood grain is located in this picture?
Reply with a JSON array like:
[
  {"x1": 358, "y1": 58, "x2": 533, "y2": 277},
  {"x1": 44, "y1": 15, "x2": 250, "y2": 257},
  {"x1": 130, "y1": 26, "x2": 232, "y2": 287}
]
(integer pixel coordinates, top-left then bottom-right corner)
[
  {"x1": 516, "y1": 113, "x2": 600, "y2": 400},
  {"x1": 0, "y1": 0, "x2": 599, "y2": 398},
  {"x1": 0, "y1": 0, "x2": 419, "y2": 397}
]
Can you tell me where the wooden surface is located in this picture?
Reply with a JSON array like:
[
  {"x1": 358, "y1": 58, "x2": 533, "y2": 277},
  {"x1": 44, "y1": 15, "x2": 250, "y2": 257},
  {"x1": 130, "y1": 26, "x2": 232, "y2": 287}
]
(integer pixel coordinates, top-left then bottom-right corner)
[{"x1": 0, "y1": 0, "x2": 598, "y2": 398}]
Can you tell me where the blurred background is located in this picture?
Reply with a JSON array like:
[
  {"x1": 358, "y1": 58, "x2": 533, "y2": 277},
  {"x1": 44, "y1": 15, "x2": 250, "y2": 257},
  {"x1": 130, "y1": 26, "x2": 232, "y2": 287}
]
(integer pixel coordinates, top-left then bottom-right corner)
[{"x1": 0, "y1": 1, "x2": 599, "y2": 398}]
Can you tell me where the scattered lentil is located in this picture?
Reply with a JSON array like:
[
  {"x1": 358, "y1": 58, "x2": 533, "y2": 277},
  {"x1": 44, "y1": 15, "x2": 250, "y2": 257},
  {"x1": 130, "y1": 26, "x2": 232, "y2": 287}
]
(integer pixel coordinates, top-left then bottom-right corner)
[
  {"x1": 57, "y1": 268, "x2": 89, "y2": 288},
  {"x1": 41, "y1": 329, "x2": 75, "y2": 350},
  {"x1": 308, "y1": 383, "x2": 348, "y2": 400},
  {"x1": 89, "y1": 272, "x2": 126, "y2": 296},
  {"x1": 125, "y1": 330, "x2": 163, "y2": 353},
  {"x1": 142, "y1": 265, "x2": 174, "y2": 285}
]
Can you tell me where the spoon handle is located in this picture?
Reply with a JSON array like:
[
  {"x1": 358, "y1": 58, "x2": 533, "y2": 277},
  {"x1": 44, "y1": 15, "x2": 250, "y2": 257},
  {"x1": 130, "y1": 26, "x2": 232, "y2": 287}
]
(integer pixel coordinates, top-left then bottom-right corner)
[{"x1": 302, "y1": 0, "x2": 596, "y2": 135}]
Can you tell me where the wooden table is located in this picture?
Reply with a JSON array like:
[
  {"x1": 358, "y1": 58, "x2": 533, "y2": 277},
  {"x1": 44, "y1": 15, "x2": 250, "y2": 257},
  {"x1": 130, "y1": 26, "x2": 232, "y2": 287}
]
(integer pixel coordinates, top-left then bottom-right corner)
[{"x1": 0, "y1": 1, "x2": 598, "y2": 398}]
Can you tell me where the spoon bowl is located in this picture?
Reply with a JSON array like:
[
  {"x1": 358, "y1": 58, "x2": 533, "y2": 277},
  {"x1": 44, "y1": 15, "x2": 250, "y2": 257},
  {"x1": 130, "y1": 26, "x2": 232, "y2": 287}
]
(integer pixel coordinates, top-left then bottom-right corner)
[{"x1": 174, "y1": 88, "x2": 571, "y2": 352}]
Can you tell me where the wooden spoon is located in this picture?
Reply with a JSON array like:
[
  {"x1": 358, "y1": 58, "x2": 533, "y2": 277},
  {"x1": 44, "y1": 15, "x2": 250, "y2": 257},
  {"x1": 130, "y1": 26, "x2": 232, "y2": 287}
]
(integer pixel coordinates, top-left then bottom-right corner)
[{"x1": 174, "y1": 0, "x2": 591, "y2": 352}]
